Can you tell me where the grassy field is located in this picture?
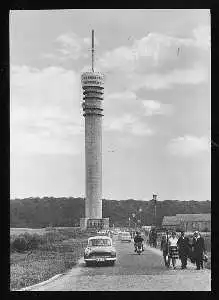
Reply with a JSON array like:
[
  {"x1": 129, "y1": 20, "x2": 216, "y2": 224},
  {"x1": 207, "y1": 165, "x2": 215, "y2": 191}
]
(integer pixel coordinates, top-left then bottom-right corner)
[
  {"x1": 10, "y1": 227, "x2": 91, "y2": 290},
  {"x1": 10, "y1": 228, "x2": 47, "y2": 236}
]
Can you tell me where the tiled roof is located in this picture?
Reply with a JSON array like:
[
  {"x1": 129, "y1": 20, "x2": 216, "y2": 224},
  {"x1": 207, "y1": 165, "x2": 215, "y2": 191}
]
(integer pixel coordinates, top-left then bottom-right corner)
[
  {"x1": 176, "y1": 214, "x2": 211, "y2": 222},
  {"x1": 162, "y1": 213, "x2": 211, "y2": 226},
  {"x1": 162, "y1": 216, "x2": 181, "y2": 226}
]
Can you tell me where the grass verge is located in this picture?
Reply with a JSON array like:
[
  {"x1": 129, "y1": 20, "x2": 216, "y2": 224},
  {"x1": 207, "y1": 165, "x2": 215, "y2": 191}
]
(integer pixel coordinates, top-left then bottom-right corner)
[{"x1": 10, "y1": 228, "x2": 90, "y2": 290}]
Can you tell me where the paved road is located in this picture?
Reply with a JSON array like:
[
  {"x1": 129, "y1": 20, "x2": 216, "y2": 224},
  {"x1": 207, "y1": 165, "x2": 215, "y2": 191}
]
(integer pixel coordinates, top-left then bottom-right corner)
[{"x1": 28, "y1": 238, "x2": 211, "y2": 291}]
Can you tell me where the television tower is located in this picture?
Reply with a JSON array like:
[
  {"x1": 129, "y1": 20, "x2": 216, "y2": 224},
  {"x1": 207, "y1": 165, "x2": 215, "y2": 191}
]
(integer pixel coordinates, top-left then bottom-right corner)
[{"x1": 80, "y1": 30, "x2": 109, "y2": 230}]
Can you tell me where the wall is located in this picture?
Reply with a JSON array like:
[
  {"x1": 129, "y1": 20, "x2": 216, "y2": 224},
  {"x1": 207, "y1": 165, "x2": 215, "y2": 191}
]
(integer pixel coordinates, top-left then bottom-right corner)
[{"x1": 182, "y1": 220, "x2": 211, "y2": 232}]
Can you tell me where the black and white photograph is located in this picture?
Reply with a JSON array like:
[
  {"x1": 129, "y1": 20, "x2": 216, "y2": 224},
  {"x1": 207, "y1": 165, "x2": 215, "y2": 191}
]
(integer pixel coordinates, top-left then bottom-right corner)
[{"x1": 10, "y1": 9, "x2": 211, "y2": 291}]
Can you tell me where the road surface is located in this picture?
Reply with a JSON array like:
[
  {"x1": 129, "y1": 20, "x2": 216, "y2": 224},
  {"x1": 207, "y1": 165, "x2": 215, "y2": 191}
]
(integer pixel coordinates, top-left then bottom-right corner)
[{"x1": 25, "y1": 238, "x2": 211, "y2": 291}]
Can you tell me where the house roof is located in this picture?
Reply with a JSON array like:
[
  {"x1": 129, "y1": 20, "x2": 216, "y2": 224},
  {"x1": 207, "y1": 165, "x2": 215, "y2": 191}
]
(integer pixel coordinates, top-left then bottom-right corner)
[
  {"x1": 162, "y1": 213, "x2": 211, "y2": 226},
  {"x1": 162, "y1": 216, "x2": 181, "y2": 226},
  {"x1": 175, "y1": 214, "x2": 211, "y2": 222}
]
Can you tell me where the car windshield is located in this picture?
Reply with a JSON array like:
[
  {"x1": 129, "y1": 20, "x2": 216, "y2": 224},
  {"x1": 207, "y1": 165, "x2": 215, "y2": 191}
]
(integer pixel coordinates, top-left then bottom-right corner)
[{"x1": 89, "y1": 239, "x2": 111, "y2": 247}]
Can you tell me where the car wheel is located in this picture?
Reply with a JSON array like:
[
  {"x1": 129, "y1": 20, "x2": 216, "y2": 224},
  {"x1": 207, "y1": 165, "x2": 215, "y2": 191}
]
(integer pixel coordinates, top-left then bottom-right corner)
[{"x1": 109, "y1": 261, "x2": 115, "y2": 266}]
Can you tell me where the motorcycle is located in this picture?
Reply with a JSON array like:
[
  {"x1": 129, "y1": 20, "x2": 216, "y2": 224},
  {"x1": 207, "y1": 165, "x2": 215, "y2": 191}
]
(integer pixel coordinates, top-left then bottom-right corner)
[{"x1": 136, "y1": 242, "x2": 143, "y2": 255}]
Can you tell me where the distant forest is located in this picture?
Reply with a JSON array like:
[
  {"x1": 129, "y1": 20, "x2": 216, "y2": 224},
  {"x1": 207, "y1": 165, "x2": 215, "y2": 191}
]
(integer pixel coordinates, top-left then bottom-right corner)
[{"x1": 10, "y1": 197, "x2": 211, "y2": 228}]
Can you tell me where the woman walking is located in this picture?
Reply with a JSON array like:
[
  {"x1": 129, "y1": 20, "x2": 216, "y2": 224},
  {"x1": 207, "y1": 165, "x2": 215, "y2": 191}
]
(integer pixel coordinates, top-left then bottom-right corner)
[{"x1": 168, "y1": 231, "x2": 179, "y2": 269}]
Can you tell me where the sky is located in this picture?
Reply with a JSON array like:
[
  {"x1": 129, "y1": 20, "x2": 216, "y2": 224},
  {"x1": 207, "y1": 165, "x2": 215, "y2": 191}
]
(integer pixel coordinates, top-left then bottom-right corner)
[{"x1": 10, "y1": 9, "x2": 211, "y2": 201}]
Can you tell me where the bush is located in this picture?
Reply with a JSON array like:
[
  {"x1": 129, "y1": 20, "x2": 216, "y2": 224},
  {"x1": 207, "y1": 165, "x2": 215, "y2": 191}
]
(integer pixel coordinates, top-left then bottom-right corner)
[
  {"x1": 202, "y1": 227, "x2": 209, "y2": 232},
  {"x1": 11, "y1": 236, "x2": 28, "y2": 252},
  {"x1": 27, "y1": 234, "x2": 42, "y2": 250},
  {"x1": 10, "y1": 233, "x2": 44, "y2": 252},
  {"x1": 10, "y1": 228, "x2": 87, "y2": 254}
]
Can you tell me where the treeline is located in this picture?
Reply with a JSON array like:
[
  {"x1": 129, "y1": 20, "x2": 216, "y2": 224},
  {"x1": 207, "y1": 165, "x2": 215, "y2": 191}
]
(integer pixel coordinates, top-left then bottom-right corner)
[{"x1": 10, "y1": 197, "x2": 211, "y2": 228}]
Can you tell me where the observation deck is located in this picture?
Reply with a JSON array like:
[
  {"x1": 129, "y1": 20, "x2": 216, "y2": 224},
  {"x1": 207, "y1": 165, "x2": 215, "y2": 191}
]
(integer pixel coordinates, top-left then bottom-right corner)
[{"x1": 81, "y1": 72, "x2": 104, "y2": 117}]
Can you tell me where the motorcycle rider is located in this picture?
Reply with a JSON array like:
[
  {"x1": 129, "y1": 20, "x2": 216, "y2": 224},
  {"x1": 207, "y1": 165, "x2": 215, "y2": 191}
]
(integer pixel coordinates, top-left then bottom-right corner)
[{"x1": 134, "y1": 231, "x2": 144, "y2": 252}]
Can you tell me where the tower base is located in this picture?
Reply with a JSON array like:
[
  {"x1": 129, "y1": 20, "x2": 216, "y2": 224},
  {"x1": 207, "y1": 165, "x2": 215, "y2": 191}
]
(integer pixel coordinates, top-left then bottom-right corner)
[{"x1": 80, "y1": 218, "x2": 109, "y2": 230}]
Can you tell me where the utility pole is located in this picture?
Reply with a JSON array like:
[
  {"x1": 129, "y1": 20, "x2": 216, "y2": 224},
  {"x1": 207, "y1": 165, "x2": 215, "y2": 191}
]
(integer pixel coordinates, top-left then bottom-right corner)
[
  {"x1": 132, "y1": 213, "x2": 136, "y2": 229},
  {"x1": 91, "y1": 29, "x2": 94, "y2": 72},
  {"x1": 153, "y1": 194, "x2": 157, "y2": 228},
  {"x1": 139, "y1": 208, "x2": 142, "y2": 228}
]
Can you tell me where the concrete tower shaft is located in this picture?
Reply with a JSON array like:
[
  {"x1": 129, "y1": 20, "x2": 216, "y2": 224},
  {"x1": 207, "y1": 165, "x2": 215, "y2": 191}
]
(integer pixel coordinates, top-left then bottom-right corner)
[{"x1": 81, "y1": 72, "x2": 104, "y2": 219}]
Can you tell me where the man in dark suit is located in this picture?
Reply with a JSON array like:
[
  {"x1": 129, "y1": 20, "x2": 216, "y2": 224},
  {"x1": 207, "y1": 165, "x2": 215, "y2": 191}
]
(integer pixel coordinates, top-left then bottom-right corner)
[
  {"x1": 177, "y1": 231, "x2": 190, "y2": 269},
  {"x1": 192, "y1": 231, "x2": 206, "y2": 270},
  {"x1": 160, "y1": 231, "x2": 170, "y2": 267}
]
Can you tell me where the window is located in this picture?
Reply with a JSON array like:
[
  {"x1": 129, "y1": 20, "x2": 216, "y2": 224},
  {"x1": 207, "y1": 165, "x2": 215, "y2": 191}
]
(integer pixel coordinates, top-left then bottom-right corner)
[
  {"x1": 122, "y1": 233, "x2": 130, "y2": 236},
  {"x1": 89, "y1": 239, "x2": 111, "y2": 247}
]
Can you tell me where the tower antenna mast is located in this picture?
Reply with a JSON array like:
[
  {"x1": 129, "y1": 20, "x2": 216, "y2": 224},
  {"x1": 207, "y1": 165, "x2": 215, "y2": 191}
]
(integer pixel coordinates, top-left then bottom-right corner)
[{"x1": 92, "y1": 29, "x2": 94, "y2": 72}]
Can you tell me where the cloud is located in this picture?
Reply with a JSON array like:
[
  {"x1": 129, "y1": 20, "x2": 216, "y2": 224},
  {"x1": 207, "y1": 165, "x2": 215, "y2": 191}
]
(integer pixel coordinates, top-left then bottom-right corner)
[
  {"x1": 104, "y1": 91, "x2": 173, "y2": 136},
  {"x1": 130, "y1": 122, "x2": 153, "y2": 136},
  {"x1": 41, "y1": 27, "x2": 210, "y2": 92},
  {"x1": 105, "y1": 114, "x2": 136, "y2": 132},
  {"x1": 104, "y1": 91, "x2": 141, "y2": 122},
  {"x1": 10, "y1": 131, "x2": 83, "y2": 155},
  {"x1": 167, "y1": 135, "x2": 210, "y2": 156},
  {"x1": 98, "y1": 46, "x2": 135, "y2": 72},
  {"x1": 83, "y1": 36, "x2": 99, "y2": 46},
  {"x1": 56, "y1": 32, "x2": 82, "y2": 59},
  {"x1": 129, "y1": 65, "x2": 207, "y2": 90},
  {"x1": 142, "y1": 100, "x2": 173, "y2": 116},
  {"x1": 10, "y1": 65, "x2": 83, "y2": 155},
  {"x1": 43, "y1": 32, "x2": 99, "y2": 61},
  {"x1": 97, "y1": 27, "x2": 210, "y2": 92},
  {"x1": 98, "y1": 27, "x2": 210, "y2": 71},
  {"x1": 104, "y1": 113, "x2": 153, "y2": 137},
  {"x1": 193, "y1": 25, "x2": 210, "y2": 50}
]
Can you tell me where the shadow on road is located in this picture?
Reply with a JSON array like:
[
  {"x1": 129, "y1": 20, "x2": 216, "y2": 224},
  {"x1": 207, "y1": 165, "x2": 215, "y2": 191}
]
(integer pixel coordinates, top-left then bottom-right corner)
[
  {"x1": 79, "y1": 262, "x2": 116, "y2": 268},
  {"x1": 127, "y1": 253, "x2": 146, "y2": 256}
]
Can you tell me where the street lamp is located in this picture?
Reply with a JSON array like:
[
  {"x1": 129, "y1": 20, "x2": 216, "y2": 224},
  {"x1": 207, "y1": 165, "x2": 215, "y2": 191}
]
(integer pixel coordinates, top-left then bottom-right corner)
[
  {"x1": 131, "y1": 213, "x2": 136, "y2": 229},
  {"x1": 138, "y1": 208, "x2": 142, "y2": 226},
  {"x1": 139, "y1": 208, "x2": 142, "y2": 226},
  {"x1": 153, "y1": 194, "x2": 157, "y2": 227}
]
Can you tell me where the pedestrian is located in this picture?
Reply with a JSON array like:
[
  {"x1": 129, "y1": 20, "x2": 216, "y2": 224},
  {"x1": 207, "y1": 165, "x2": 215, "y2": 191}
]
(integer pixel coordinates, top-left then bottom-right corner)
[
  {"x1": 168, "y1": 231, "x2": 179, "y2": 269},
  {"x1": 153, "y1": 230, "x2": 157, "y2": 248},
  {"x1": 149, "y1": 230, "x2": 153, "y2": 246},
  {"x1": 177, "y1": 231, "x2": 190, "y2": 269},
  {"x1": 150, "y1": 229, "x2": 157, "y2": 248},
  {"x1": 160, "y1": 231, "x2": 170, "y2": 267},
  {"x1": 192, "y1": 231, "x2": 206, "y2": 270}
]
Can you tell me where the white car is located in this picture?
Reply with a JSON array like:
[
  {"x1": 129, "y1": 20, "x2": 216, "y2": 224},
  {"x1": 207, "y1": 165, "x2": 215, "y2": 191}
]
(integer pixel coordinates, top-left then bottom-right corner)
[
  {"x1": 120, "y1": 232, "x2": 132, "y2": 242},
  {"x1": 118, "y1": 231, "x2": 123, "y2": 240},
  {"x1": 84, "y1": 236, "x2": 117, "y2": 266}
]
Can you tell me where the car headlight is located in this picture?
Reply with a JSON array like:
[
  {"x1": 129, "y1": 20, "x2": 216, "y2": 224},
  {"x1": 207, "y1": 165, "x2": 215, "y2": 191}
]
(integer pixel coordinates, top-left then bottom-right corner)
[{"x1": 111, "y1": 250, "x2": 116, "y2": 257}]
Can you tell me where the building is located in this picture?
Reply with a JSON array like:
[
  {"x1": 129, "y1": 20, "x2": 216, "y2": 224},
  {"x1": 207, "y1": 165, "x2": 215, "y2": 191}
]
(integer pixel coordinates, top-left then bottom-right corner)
[
  {"x1": 80, "y1": 30, "x2": 109, "y2": 230},
  {"x1": 176, "y1": 214, "x2": 211, "y2": 232},
  {"x1": 162, "y1": 213, "x2": 211, "y2": 232},
  {"x1": 162, "y1": 216, "x2": 181, "y2": 231}
]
